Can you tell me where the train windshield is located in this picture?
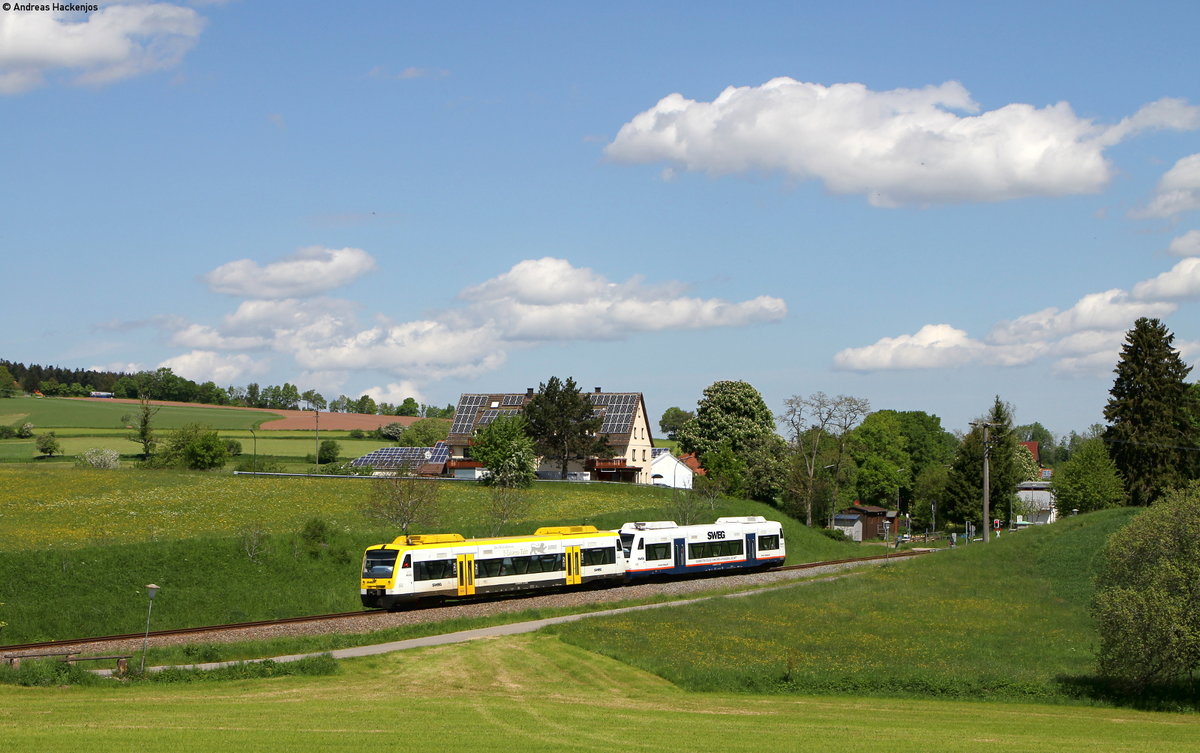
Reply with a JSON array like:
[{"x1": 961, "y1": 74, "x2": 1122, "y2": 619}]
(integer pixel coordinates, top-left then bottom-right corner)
[
  {"x1": 619, "y1": 533, "x2": 635, "y2": 557},
  {"x1": 362, "y1": 549, "x2": 399, "y2": 579}
]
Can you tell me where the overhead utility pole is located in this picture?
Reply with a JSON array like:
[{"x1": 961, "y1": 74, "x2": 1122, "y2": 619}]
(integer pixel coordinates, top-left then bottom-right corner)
[{"x1": 970, "y1": 421, "x2": 997, "y2": 543}]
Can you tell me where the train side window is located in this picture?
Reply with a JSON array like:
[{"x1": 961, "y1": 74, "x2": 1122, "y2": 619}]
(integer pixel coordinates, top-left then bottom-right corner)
[
  {"x1": 582, "y1": 547, "x2": 616, "y2": 566},
  {"x1": 645, "y1": 542, "x2": 671, "y2": 561},
  {"x1": 414, "y1": 559, "x2": 455, "y2": 581},
  {"x1": 759, "y1": 535, "x2": 780, "y2": 551}
]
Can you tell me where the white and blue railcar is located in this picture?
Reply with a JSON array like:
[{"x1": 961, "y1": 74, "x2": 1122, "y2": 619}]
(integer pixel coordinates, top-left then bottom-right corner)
[{"x1": 618, "y1": 515, "x2": 785, "y2": 580}]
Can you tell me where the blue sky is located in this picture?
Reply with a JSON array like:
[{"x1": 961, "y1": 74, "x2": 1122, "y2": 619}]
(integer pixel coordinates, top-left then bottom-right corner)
[{"x1": 2, "y1": 1, "x2": 1198, "y2": 439}]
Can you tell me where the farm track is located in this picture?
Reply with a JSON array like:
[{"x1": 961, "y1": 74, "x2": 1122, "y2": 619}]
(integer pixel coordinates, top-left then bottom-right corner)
[{"x1": 1, "y1": 551, "x2": 929, "y2": 657}]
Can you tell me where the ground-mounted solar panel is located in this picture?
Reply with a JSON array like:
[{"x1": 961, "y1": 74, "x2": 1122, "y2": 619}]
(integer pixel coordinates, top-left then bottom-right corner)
[{"x1": 352, "y1": 444, "x2": 450, "y2": 470}]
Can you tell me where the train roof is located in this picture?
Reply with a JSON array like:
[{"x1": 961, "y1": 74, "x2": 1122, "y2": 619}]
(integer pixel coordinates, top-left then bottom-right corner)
[{"x1": 367, "y1": 525, "x2": 619, "y2": 551}]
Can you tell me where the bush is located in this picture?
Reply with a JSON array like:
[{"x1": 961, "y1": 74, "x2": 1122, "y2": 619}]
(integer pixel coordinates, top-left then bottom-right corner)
[
  {"x1": 17, "y1": 422, "x2": 33, "y2": 439},
  {"x1": 150, "y1": 424, "x2": 230, "y2": 470},
  {"x1": 317, "y1": 439, "x2": 340, "y2": 465},
  {"x1": 818, "y1": 528, "x2": 849, "y2": 542},
  {"x1": 223, "y1": 438, "x2": 243, "y2": 457},
  {"x1": 348, "y1": 429, "x2": 366, "y2": 440},
  {"x1": 1094, "y1": 481, "x2": 1200, "y2": 688},
  {"x1": 34, "y1": 433, "x2": 61, "y2": 457},
  {"x1": 76, "y1": 448, "x2": 121, "y2": 469}
]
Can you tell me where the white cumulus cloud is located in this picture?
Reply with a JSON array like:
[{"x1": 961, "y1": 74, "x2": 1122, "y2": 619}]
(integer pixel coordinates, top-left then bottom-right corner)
[
  {"x1": 204, "y1": 247, "x2": 377, "y2": 299},
  {"x1": 171, "y1": 254, "x2": 785, "y2": 390},
  {"x1": 158, "y1": 350, "x2": 266, "y2": 385},
  {"x1": 607, "y1": 78, "x2": 1200, "y2": 207},
  {"x1": 837, "y1": 265, "x2": 1195, "y2": 376},
  {"x1": 1169, "y1": 230, "x2": 1200, "y2": 257},
  {"x1": 459, "y1": 257, "x2": 785, "y2": 340},
  {"x1": 1132, "y1": 258, "x2": 1200, "y2": 301},
  {"x1": 1136, "y1": 154, "x2": 1200, "y2": 218},
  {"x1": 0, "y1": 3, "x2": 205, "y2": 94},
  {"x1": 362, "y1": 381, "x2": 428, "y2": 406}
]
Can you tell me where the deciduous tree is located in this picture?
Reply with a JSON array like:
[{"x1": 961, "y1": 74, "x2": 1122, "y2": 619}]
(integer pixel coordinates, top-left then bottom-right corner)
[
  {"x1": 1052, "y1": 438, "x2": 1125, "y2": 514},
  {"x1": 780, "y1": 392, "x2": 870, "y2": 525},
  {"x1": 659, "y1": 406, "x2": 694, "y2": 440},
  {"x1": 471, "y1": 414, "x2": 537, "y2": 488},
  {"x1": 361, "y1": 475, "x2": 442, "y2": 537},
  {"x1": 35, "y1": 432, "x2": 61, "y2": 457}
]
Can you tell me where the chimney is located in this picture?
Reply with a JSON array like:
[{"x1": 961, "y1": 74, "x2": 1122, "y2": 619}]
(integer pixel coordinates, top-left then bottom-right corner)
[
  {"x1": 526, "y1": 387, "x2": 534, "y2": 398},
  {"x1": 594, "y1": 387, "x2": 601, "y2": 393}
]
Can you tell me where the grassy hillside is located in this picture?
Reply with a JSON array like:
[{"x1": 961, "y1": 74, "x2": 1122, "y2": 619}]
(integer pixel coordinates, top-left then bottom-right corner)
[
  {"x1": 0, "y1": 465, "x2": 859, "y2": 643},
  {"x1": 548, "y1": 508, "x2": 1141, "y2": 705},
  {"x1": 3, "y1": 634, "x2": 1194, "y2": 753}
]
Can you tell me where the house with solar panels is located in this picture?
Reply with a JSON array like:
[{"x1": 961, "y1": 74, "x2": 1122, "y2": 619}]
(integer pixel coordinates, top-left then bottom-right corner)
[
  {"x1": 350, "y1": 442, "x2": 450, "y2": 475},
  {"x1": 445, "y1": 387, "x2": 656, "y2": 484}
]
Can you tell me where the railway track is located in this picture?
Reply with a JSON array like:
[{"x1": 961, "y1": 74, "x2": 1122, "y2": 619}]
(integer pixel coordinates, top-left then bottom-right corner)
[{"x1": 0, "y1": 550, "x2": 928, "y2": 655}]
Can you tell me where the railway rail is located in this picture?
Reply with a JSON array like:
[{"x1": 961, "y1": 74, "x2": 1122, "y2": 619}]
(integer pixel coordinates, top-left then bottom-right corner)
[{"x1": 0, "y1": 550, "x2": 929, "y2": 655}]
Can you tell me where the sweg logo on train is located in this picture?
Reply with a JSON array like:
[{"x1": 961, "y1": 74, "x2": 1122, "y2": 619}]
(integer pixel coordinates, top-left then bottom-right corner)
[{"x1": 707, "y1": 531, "x2": 726, "y2": 540}]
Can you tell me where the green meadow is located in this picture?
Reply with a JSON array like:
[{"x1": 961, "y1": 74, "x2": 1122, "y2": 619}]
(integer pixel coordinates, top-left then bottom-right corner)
[
  {"x1": 0, "y1": 397, "x2": 1194, "y2": 750},
  {"x1": 0, "y1": 464, "x2": 856, "y2": 642},
  {"x1": 0, "y1": 396, "x2": 392, "y2": 467},
  {"x1": 548, "y1": 508, "x2": 1141, "y2": 706},
  {"x1": 2, "y1": 635, "x2": 1197, "y2": 753}
]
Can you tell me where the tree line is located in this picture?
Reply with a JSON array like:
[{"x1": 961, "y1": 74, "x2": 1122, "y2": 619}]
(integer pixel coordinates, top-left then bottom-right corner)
[
  {"x1": 658, "y1": 317, "x2": 1200, "y2": 533},
  {"x1": 0, "y1": 361, "x2": 454, "y2": 419}
]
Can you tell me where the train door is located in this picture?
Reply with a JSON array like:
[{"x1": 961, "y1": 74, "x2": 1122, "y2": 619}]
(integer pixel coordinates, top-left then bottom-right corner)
[
  {"x1": 456, "y1": 553, "x2": 475, "y2": 596},
  {"x1": 746, "y1": 533, "x2": 756, "y2": 563},
  {"x1": 565, "y1": 546, "x2": 582, "y2": 585},
  {"x1": 673, "y1": 538, "x2": 686, "y2": 570}
]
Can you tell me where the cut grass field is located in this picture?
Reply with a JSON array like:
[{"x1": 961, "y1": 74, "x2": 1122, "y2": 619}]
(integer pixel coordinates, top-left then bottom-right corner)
[{"x1": 2, "y1": 635, "x2": 1197, "y2": 753}]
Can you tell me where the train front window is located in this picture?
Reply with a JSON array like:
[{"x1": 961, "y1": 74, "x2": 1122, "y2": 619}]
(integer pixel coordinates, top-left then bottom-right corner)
[
  {"x1": 619, "y1": 533, "x2": 634, "y2": 556},
  {"x1": 363, "y1": 549, "x2": 398, "y2": 579}
]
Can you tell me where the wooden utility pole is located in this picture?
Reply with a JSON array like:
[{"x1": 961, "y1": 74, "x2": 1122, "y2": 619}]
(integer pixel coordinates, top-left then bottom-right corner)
[{"x1": 971, "y1": 421, "x2": 996, "y2": 543}]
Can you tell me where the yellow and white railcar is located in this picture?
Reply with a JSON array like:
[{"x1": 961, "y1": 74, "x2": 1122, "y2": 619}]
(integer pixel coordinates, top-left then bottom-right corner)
[
  {"x1": 619, "y1": 515, "x2": 785, "y2": 580},
  {"x1": 360, "y1": 525, "x2": 623, "y2": 609}
]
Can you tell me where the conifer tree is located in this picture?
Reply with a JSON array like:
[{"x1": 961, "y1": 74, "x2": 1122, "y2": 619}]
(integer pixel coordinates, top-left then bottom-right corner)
[
  {"x1": 942, "y1": 397, "x2": 1021, "y2": 530},
  {"x1": 1103, "y1": 318, "x2": 1199, "y2": 506},
  {"x1": 523, "y1": 376, "x2": 609, "y2": 480}
]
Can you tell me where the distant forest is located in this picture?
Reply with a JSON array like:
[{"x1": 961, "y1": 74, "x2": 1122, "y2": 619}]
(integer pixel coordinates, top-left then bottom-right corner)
[{"x1": 0, "y1": 360, "x2": 453, "y2": 418}]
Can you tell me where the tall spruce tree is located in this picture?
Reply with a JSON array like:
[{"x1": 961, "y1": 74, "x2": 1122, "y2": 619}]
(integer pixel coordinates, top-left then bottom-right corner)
[
  {"x1": 1104, "y1": 318, "x2": 1199, "y2": 506},
  {"x1": 522, "y1": 376, "x2": 609, "y2": 480}
]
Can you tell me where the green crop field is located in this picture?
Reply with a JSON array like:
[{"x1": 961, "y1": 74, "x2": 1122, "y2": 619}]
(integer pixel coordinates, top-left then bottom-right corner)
[{"x1": 2, "y1": 635, "x2": 1196, "y2": 753}]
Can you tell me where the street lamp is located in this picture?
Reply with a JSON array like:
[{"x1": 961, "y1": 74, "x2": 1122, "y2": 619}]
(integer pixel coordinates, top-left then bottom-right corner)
[{"x1": 140, "y1": 584, "x2": 159, "y2": 673}]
